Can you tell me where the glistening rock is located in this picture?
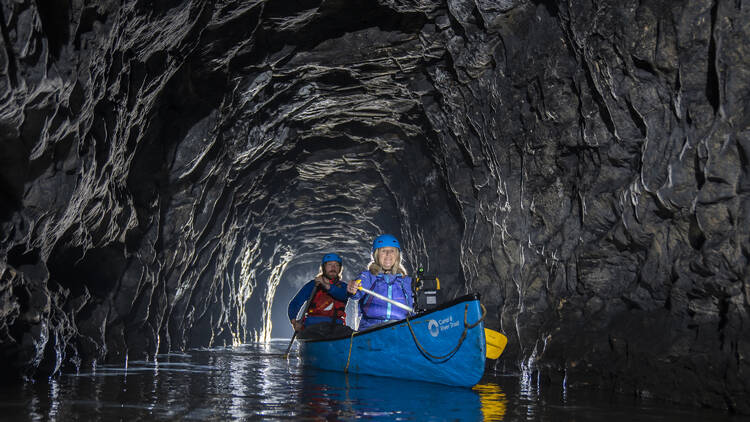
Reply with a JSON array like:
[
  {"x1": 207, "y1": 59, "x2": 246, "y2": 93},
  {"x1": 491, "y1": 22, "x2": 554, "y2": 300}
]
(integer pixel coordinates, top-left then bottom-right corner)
[{"x1": 0, "y1": 0, "x2": 748, "y2": 414}]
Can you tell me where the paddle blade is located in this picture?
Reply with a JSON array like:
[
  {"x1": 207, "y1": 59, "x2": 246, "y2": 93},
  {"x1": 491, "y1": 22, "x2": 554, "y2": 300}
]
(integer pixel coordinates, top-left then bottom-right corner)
[{"x1": 485, "y1": 328, "x2": 508, "y2": 359}]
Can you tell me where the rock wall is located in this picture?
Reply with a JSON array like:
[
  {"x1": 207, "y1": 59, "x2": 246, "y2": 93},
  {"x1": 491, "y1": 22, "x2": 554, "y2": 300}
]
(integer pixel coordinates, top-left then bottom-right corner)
[{"x1": 0, "y1": 0, "x2": 747, "y2": 413}]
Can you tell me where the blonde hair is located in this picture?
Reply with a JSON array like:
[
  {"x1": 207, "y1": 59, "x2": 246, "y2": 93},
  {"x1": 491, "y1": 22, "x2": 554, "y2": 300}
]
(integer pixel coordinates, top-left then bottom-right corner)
[{"x1": 368, "y1": 249, "x2": 408, "y2": 275}]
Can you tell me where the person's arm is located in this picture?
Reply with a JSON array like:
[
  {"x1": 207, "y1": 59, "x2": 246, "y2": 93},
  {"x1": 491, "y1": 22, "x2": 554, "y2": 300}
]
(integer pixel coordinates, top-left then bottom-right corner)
[
  {"x1": 287, "y1": 281, "x2": 315, "y2": 322},
  {"x1": 348, "y1": 271, "x2": 372, "y2": 300},
  {"x1": 327, "y1": 281, "x2": 349, "y2": 301}
]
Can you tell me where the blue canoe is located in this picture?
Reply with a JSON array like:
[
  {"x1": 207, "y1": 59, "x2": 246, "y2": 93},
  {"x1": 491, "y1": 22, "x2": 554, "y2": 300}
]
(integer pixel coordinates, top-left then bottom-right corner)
[{"x1": 298, "y1": 294, "x2": 487, "y2": 387}]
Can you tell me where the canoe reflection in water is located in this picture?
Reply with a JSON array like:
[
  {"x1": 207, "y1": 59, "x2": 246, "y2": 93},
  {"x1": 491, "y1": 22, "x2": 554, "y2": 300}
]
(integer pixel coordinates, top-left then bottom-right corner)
[{"x1": 297, "y1": 368, "x2": 508, "y2": 421}]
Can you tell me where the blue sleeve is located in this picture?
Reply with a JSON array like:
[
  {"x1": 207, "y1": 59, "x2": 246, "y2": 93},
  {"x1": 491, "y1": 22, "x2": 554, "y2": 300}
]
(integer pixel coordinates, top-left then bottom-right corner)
[
  {"x1": 350, "y1": 271, "x2": 373, "y2": 301},
  {"x1": 288, "y1": 281, "x2": 315, "y2": 321},
  {"x1": 328, "y1": 282, "x2": 349, "y2": 301}
]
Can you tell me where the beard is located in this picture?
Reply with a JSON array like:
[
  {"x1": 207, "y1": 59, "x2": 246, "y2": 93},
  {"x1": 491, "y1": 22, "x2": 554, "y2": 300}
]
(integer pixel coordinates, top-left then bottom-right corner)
[{"x1": 325, "y1": 270, "x2": 339, "y2": 280}]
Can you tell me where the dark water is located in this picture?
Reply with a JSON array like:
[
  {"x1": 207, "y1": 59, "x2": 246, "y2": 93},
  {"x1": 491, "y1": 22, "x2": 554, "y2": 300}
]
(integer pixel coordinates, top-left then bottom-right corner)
[{"x1": 0, "y1": 340, "x2": 745, "y2": 421}]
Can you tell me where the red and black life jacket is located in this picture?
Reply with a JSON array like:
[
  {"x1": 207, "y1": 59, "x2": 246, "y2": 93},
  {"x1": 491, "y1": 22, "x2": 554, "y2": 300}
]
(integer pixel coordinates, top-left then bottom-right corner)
[{"x1": 305, "y1": 278, "x2": 347, "y2": 322}]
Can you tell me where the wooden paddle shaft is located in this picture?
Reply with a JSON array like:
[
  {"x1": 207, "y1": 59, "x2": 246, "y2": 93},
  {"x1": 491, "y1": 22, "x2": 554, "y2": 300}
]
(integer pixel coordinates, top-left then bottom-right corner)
[{"x1": 358, "y1": 285, "x2": 413, "y2": 312}]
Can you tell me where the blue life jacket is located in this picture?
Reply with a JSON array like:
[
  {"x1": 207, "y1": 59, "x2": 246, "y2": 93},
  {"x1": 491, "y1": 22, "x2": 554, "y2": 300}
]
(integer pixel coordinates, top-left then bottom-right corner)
[{"x1": 355, "y1": 270, "x2": 413, "y2": 330}]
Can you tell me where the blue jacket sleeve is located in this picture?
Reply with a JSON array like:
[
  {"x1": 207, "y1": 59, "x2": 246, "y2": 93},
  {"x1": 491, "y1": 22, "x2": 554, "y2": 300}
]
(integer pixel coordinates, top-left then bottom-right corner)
[
  {"x1": 350, "y1": 271, "x2": 373, "y2": 301},
  {"x1": 287, "y1": 281, "x2": 315, "y2": 321},
  {"x1": 327, "y1": 281, "x2": 349, "y2": 301}
]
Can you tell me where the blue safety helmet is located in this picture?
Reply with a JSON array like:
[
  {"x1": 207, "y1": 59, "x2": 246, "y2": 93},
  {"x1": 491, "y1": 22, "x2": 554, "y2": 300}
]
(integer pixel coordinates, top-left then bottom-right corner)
[
  {"x1": 372, "y1": 234, "x2": 401, "y2": 252},
  {"x1": 321, "y1": 253, "x2": 342, "y2": 265}
]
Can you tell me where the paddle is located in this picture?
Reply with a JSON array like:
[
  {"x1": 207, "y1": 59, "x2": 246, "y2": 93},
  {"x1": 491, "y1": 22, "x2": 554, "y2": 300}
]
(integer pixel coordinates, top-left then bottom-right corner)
[
  {"x1": 484, "y1": 328, "x2": 508, "y2": 359},
  {"x1": 284, "y1": 283, "x2": 318, "y2": 357},
  {"x1": 356, "y1": 285, "x2": 413, "y2": 312}
]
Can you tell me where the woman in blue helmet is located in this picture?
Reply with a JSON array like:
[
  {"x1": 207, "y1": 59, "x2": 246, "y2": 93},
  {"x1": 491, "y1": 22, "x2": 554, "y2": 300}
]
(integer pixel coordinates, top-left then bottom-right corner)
[
  {"x1": 347, "y1": 234, "x2": 414, "y2": 330},
  {"x1": 288, "y1": 253, "x2": 354, "y2": 339}
]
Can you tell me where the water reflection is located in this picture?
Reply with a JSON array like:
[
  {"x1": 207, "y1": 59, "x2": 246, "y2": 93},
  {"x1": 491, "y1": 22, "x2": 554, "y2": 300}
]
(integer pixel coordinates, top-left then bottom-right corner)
[
  {"x1": 300, "y1": 368, "x2": 490, "y2": 420},
  {"x1": 519, "y1": 366, "x2": 541, "y2": 420},
  {"x1": 473, "y1": 383, "x2": 507, "y2": 421},
  {"x1": 0, "y1": 341, "x2": 744, "y2": 421}
]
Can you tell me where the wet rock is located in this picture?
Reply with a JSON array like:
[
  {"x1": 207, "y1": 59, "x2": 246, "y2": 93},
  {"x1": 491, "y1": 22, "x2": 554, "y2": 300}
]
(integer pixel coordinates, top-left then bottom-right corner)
[{"x1": 0, "y1": 0, "x2": 748, "y2": 413}]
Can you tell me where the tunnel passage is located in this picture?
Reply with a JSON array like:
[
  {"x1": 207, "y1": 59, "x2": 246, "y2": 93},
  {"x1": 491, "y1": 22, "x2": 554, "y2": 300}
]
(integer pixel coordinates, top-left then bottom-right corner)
[{"x1": 1, "y1": 0, "x2": 749, "y2": 413}]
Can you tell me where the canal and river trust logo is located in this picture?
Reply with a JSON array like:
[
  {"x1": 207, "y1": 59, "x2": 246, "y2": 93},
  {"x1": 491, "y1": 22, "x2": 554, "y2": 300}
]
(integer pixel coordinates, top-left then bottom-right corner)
[
  {"x1": 427, "y1": 316, "x2": 460, "y2": 337},
  {"x1": 428, "y1": 319, "x2": 439, "y2": 337}
]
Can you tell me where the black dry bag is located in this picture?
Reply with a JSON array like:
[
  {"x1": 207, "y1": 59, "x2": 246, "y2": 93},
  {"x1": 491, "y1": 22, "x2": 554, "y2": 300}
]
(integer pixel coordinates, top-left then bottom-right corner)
[{"x1": 413, "y1": 267, "x2": 441, "y2": 313}]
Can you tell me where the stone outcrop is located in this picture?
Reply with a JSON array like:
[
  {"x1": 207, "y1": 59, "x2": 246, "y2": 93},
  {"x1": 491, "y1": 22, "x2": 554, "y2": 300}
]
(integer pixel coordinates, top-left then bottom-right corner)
[{"x1": 0, "y1": 0, "x2": 748, "y2": 413}]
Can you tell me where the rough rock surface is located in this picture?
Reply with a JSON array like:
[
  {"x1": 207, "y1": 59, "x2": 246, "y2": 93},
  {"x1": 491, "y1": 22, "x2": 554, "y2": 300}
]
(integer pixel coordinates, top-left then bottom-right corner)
[{"x1": 1, "y1": 0, "x2": 748, "y2": 413}]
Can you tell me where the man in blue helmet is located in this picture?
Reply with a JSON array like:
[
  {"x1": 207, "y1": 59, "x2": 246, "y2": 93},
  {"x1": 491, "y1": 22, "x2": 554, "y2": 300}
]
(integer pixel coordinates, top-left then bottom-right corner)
[
  {"x1": 287, "y1": 253, "x2": 354, "y2": 339},
  {"x1": 347, "y1": 234, "x2": 414, "y2": 330}
]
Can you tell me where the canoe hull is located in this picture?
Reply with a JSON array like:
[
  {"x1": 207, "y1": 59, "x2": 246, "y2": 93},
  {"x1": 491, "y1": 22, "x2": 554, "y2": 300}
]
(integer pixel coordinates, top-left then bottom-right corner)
[{"x1": 299, "y1": 294, "x2": 486, "y2": 387}]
